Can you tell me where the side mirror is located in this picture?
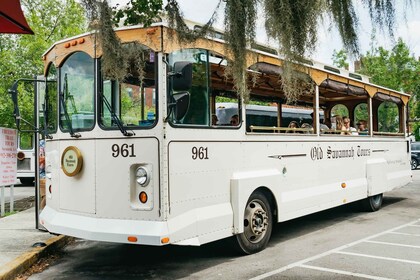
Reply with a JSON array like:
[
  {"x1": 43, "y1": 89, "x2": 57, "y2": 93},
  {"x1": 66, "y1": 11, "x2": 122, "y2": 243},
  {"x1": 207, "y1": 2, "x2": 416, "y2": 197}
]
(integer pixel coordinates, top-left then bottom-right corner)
[
  {"x1": 172, "y1": 61, "x2": 192, "y2": 91},
  {"x1": 172, "y1": 92, "x2": 190, "y2": 121},
  {"x1": 8, "y1": 81, "x2": 21, "y2": 129}
]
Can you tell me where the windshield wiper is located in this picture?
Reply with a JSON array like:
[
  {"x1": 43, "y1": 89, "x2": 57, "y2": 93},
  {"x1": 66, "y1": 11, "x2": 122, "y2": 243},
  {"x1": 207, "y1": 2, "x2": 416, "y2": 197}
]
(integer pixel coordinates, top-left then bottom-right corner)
[
  {"x1": 60, "y1": 74, "x2": 80, "y2": 138},
  {"x1": 101, "y1": 92, "x2": 134, "y2": 137}
]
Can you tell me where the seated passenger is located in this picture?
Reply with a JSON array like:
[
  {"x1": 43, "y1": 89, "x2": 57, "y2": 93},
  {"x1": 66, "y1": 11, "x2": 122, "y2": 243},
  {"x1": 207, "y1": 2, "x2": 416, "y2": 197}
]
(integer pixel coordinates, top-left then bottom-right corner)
[
  {"x1": 310, "y1": 112, "x2": 329, "y2": 133},
  {"x1": 320, "y1": 122, "x2": 329, "y2": 133},
  {"x1": 343, "y1": 116, "x2": 358, "y2": 135},
  {"x1": 300, "y1": 123, "x2": 313, "y2": 134},
  {"x1": 212, "y1": 114, "x2": 218, "y2": 125},
  {"x1": 335, "y1": 116, "x2": 346, "y2": 135},
  {"x1": 324, "y1": 117, "x2": 332, "y2": 130},
  {"x1": 357, "y1": 120, "x2": 368, "y2": 135},
  {"x1": 287, "y1": 121, "x2": 299, "y2": 133},
  {"x1": 230, "y1": 114, "x2": 239, "y2": 126}
]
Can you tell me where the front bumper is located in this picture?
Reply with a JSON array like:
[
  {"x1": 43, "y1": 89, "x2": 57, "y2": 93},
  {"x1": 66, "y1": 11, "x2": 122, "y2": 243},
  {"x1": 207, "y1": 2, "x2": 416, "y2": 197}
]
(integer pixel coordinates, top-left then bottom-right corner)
[{"x1": 40, "y1": 206, "x2": 169, "y2": 246}]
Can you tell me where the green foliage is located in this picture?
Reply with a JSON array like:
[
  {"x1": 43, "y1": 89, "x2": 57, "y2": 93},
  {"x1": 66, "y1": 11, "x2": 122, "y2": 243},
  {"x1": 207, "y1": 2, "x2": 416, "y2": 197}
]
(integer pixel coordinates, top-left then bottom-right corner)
[
  {"x1": 378, "y1": 101, "x2": 399, "y2": 132},
  {"x1": 0, "y1": 0, "x2": 86, "y2": 128},
  {"x1": 113, "y1": 0, "x2": 163, "y2": 27},
  {"x1": 332, "y1": 49, "x2": 349, "y2": 69},
  {"x1": 354, "y1": 103, "x2": 368, "y2": 123},
  {"x1": 331, "y1": 104, "x2": 349, "y2": 118},
  {"x1": 359, "y1": 38, "x2": 420, "y2": 92}
]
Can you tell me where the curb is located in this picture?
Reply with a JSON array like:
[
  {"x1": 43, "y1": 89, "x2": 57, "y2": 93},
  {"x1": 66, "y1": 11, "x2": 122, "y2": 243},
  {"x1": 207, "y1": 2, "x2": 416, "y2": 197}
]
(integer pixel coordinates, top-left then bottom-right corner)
[{"x1": 0, "y1": 235, "x2": 72, "y2": 280}]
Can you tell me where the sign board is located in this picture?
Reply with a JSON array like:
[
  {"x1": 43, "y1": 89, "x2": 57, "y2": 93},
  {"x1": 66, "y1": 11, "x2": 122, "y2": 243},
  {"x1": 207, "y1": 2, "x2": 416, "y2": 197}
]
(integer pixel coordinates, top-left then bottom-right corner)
[{"x1": 0, "y1": 128, "x2": 17, "y2": 187}]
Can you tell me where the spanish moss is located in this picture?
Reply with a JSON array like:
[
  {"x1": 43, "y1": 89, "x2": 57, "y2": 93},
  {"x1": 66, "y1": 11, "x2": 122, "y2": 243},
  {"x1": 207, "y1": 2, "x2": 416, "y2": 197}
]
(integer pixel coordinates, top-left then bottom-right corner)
[{"x1": 81, "y1": 0, "x2": 405, "y2": 104}]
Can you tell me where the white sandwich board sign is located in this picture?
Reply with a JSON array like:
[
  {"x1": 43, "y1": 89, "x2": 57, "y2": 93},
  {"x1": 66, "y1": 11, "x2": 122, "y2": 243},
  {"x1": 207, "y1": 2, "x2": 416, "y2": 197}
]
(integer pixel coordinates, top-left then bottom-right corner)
[{"x1": 0, "y1": 127, "x2": 17, "y2": 187}]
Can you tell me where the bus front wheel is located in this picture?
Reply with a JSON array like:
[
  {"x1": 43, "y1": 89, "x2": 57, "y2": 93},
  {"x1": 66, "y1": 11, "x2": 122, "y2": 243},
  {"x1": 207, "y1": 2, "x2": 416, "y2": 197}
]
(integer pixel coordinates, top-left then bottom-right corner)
[
  {"x1": 235, "y1": 191, "x2": 273, "y2": 254},
  {"x1": 362, "y1": 193, "x2": 383, "y2": 212}
]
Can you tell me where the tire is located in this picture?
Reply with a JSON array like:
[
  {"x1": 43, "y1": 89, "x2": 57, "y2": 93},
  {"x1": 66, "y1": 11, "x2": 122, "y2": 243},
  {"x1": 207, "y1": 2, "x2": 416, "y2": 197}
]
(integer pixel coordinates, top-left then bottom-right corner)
[
  {"x1": 411, "y1": 158, "x2": 418, "y2": 170},
  {"x1": 235, "y1": 191, "x2": 273, "y2": 254},
  {"x1": 20, "y1": 177, "x2": 34, "y2": 185},
  {"x1": 361, "y1": 193, "x2": 383, "y2": 212}
]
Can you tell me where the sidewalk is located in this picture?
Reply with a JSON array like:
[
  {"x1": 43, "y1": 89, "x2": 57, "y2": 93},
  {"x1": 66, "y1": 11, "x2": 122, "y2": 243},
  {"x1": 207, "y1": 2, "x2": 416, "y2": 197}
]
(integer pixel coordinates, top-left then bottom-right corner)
[{"x1": 0, "y1": 207, "x2": 68, "y2": 280}]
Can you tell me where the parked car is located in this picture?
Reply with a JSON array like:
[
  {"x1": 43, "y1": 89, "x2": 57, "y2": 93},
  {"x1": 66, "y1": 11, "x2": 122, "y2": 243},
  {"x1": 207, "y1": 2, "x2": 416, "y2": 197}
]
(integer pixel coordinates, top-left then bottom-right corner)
[{"x1": 411, "y1": 142, "x2": 420, "y2": 170}]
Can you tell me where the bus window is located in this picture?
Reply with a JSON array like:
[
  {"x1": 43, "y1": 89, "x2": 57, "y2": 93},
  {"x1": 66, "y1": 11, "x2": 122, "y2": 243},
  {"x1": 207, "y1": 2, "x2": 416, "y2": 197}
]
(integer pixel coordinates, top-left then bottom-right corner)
[
  {"x1": 168, "y1": 49, "x2": 209, "y2": 126},
  {"x1": 354, "y1": 103, "x2": 369, "y2": 134},
  {"x1": 18, "y1": 132, "x2": 33, "y2": 150},
  {"x1": 331, "y1": 104, "x2": 349, "y2": 130},
  {"x1": 378, "y1": 101, "x2": 399, "y2": 133},
  {"x1": 59, "y1": 52, "x2": 95, "y2": 132},
  {"x1": 354, "y1": 103, "x2": 368, "y2": 125},
  {"x1": 214, "y1": 93, "x2": 240, "y2": 126},
  {"x1": 100, "y1": 49, "x2": 157, "y2": 129}
]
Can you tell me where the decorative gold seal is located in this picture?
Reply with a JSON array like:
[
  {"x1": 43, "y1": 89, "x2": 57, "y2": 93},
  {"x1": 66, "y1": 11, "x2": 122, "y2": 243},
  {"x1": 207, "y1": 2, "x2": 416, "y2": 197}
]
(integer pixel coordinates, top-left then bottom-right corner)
[{"x1": 61, "y1": 146, "x2": 83, "y2": 177}]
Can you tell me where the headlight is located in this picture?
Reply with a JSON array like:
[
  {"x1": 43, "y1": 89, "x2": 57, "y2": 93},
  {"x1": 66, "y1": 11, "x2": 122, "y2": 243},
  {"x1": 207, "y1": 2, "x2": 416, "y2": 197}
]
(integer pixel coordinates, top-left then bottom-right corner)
[{"x1": 136, "y1": 167, "x2": 150, "y2": 186}]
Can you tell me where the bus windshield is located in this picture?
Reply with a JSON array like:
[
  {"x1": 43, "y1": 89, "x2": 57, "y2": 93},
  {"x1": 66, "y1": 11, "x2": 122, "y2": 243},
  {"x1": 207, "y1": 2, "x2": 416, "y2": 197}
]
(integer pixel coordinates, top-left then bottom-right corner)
[{"x1": 59, "y1": 51, "x2": 95, "y2": 132}]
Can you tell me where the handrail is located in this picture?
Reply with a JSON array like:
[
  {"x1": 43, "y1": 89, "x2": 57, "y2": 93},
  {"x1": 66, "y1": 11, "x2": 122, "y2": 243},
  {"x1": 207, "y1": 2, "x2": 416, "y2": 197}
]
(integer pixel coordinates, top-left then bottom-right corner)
[
  {"x1": 372, "y1": 131, "x2": 405, "y2": 137},
  {"x1": 249, "y1": 125, "x2": 314, "y2": 133},
  {"x1": 249, "y1": 125, "x2": 405, "y2": 137}
]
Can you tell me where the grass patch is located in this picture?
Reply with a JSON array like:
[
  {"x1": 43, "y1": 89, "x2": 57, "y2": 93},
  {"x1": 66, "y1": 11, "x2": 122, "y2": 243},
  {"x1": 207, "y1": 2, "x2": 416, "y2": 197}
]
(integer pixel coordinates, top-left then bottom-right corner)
[{"x1": 1, "y1": 211, "x2": 19, "y2": 217}]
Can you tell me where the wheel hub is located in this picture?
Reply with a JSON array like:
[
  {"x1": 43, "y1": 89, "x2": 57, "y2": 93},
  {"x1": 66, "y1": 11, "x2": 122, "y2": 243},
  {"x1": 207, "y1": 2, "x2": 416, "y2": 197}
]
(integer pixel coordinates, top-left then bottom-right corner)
[{"x1": 244, "y1": 200, "x2": 269, "y2": 243}]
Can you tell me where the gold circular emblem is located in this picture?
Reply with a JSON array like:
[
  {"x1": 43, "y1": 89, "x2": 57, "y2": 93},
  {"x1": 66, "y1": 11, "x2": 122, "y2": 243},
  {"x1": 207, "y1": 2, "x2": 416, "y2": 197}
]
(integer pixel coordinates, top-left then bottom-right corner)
[{"x1": 61, "y1": 146, "x2": 83, "y2": 177}]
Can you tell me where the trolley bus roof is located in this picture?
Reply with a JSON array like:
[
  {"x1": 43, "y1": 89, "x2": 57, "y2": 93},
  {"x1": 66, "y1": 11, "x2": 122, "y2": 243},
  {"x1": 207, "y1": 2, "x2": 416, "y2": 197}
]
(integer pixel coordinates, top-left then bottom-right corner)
[{"x1": 42, "y1": 20, "x2": 410, "y2": 104}]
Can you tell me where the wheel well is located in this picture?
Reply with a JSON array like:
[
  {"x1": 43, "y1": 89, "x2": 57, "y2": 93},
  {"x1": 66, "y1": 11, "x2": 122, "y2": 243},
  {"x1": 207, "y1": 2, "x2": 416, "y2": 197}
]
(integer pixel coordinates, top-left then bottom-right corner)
[{"x1": 253, "y1": 187, "x2": 277, "y2": 220}]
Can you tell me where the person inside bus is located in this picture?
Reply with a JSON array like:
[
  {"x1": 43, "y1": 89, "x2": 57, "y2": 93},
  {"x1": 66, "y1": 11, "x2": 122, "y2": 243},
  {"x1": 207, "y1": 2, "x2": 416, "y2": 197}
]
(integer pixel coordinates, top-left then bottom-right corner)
[
  {"x1": 310, "y1": 112, "x2": 329, "y2": 133},
  {"x1": 357, "y1": 120, "x2": 369, "y2": 135},
  {"x1": 335, "y1": 116, "x2": 345, "y2": 134},
  {"x1": 230, "y1": 114, "x2": 239, "y2": 126},
  {"x1": 300, "y1": 123, "x2": 312, "y2": 134},
  {"x1": 323, "y1": 117, "x2": 332, "y2": 131},
  {"x1": 212, "y1": 114, "x2": 218, "y2": 126},
  {"x1": 287, "y1": 120, "x2": 299, "y2": 133},
  {"x1": 343, "y1": 116, "x2": 358, "y2": 135}
]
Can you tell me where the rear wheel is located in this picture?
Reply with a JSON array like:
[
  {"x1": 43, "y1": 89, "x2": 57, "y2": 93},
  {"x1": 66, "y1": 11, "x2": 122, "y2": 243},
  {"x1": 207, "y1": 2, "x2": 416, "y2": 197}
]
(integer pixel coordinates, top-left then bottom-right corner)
[
  {"x1": 411, "y1": 158, "x2": 418, "y2": 170},
  {"x1": 361, "y1": 193, "x2": 383, "y2": 212},
  {"x1": 235, "y1": 191, "x2": 273, "y2": 254}
]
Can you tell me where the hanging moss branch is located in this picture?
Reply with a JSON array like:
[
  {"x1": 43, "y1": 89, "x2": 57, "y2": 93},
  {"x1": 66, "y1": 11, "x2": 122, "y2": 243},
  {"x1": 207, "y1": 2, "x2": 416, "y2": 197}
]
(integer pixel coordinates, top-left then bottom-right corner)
[
  {"x1": 165, "y1": 0, "x2": 222, "y2": 43},
  {"x1": 82, "y1": 0, "x2": 146, "y2": 83},
  {"x1": 263, "y1": 0, "x2": 320, "y2": 103},
  {"x1": 223, "y1": 0, "x2": 257, "y2": 102},
  {"x1": 326, "y1": 0, "x2": 359, "y2": 57},
  {"x1": 362, "y1": 0, "x2": 396, "y2": 38},
  {"x1": 80, "y1": 0, "x2": 400, "y2": 105},
  {"x1": 97, "y1": 1, "x2": 127, "y2": 81}
]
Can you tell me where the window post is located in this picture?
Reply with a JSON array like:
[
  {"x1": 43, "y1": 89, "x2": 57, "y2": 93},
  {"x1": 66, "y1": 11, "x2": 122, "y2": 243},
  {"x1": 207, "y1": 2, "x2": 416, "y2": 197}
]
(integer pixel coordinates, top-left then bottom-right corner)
[
  {"x1": 315, "y1": 84, "x2": 320, "y2": 135},
  {"x1": 368, "y1": 96, "x2": 373, "y2": 136}
]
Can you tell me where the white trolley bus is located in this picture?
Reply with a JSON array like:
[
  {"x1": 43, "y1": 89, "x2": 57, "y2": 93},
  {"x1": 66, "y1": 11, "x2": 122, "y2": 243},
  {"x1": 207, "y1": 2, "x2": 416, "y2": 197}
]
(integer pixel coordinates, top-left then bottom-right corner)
[{"x1": 11, "y1": 21, "x2": 411, "y2": 254}]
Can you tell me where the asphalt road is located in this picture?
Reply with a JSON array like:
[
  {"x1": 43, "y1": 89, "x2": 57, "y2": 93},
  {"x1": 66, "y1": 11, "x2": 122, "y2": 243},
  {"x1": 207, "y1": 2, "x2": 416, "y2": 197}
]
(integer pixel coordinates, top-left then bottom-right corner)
[{"x1": 30, "y1": 171, "x2": 420, "y2": 280}]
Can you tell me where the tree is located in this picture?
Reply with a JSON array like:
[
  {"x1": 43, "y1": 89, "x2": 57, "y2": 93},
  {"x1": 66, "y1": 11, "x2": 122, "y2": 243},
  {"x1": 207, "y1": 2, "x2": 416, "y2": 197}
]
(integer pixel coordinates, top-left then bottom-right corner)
[
  {"x1": 332, "y1": 49, "x2": 349, "y2": 70},
  {"x1": 357, "y1": 38, "x2": 420, "y2": 138},
  {"x1": 0, "y1": 0, "x2": 87, "y2": 128},
  {"x1": 83, "y1": 0, "x2": 402, "y2": 103}
]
